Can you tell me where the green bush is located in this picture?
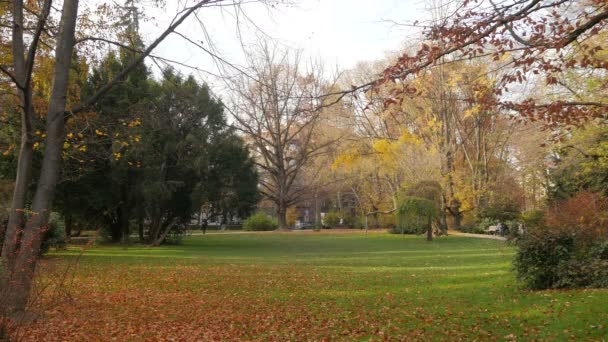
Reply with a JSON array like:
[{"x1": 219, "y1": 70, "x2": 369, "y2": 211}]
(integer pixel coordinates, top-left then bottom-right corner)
[
  {"x1": 520, "y1": 209, "x2": 545, "y2": 228},
  {"x1": 456, "y1": 223, "x2": 487, "y2": 234},
  {"x1": 514, "y1": 231, "x2": 575, "y2": 289},
  {"x1": 40, "y1": 212, "x2": 67, "y2": 255},
  {"x1": 243, "y1": 213, "x2": 278, "y2": 231},
  {"x1": 514, "y1": 229, "x2": 608, "y2": 290},
  {"x1": 514, "y1": 192, "x2": 608, "y2": 290},
  {"x1": 323, "y1": 211, "x2": 341, "y2": 228}
]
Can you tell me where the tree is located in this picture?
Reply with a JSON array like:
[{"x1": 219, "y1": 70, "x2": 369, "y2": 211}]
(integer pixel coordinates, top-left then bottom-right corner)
[
  {"x1": 192, "y1": 134, "x2": 260, "y2": 228},
  {"x1": 0, "y1": 0, "x2": 280, "y2": 318},
  {"x1": 549, "y1": 124, "x2": 608, "y2": 200},
  {"x1": 397, "y1": 196, "x2": 438, "y2": 241},
  {"x1": 229, "y1": 42, "x2": 333, "y2": 229},
  {"x1": 335, "y1": 55, "x2": 524, "y2": 229},
  {"x1": 139, "y1": 71, "x2": 229, "y2": 246},
  {"x1": 372, "y1": 0, "x2": 608, "y2": 126}
]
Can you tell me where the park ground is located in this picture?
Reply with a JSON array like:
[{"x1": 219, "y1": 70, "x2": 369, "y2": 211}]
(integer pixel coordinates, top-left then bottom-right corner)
[{"x1": 15, "y1": 232, "x2": 608, "y2": 341}]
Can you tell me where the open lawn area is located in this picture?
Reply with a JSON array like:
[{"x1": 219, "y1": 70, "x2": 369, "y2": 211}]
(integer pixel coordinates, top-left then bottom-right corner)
[{"x1": 19, "y1": 232, "x2": 608, "y2": 341}]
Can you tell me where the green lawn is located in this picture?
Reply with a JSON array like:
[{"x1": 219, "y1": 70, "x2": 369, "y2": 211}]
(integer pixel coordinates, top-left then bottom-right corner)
[{"x1": 24, "y1": 232, "x2": 608, "y2": 340}]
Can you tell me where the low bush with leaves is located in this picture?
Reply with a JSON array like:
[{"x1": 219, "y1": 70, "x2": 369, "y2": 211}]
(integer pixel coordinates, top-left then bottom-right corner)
[
  {"x1": 323, "y1": 212, "x2": 341, "y2": 228},
  {"x1": 455, "y1": 223, "x2": 487, "y2": 235},
  {"x1": 243, "y1": 213, "x2": 278, "y2": 231},
  {"x1": 514, "y1": 192, "x2": 608, "y2": 290},
  {"x1": 520, "y1": 209, "x2": 545, "y2": 228},
  {"x1": 40, "y1": 212, "x2": 67, "y2": 255}
]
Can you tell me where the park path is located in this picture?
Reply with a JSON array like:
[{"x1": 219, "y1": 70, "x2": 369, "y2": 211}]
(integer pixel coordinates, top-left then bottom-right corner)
[
  {"x1": 447, "y1": 230, "x2": 507, "y2": 241},
  {"x1": 195, "y1": 229, "x2": 507, "y2": 241}
]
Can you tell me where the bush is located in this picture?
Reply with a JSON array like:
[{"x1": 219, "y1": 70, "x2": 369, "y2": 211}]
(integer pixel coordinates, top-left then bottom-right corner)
[
  {"x1": 514, "y1": 231, "x2": 575, "y2": 289},
  {"x1": 40, "y1": 212, "x2": 67, "y2": 255},
  {"x1": 323, "y1": 211, "x2": 341, "y2": 228},
  {"x1": 514, "y1": 191, "x2": 608, "y2": 290},
  {"x1": 456, "y1": 223, "x2": 487, "y2": 234},
  {"x1": 350, "y1": 215, "x2": 366, "y2": 229},
  {"x1": 520, "y1": 209, "x2": 545, "y2": 228},
  {"x1": 544, "y1": 191, "x2": 608, "y2": 244},
  {"x1": 243, "y1": 213, "x2": 278, "y2": 231},
  {"x1": 286, "y1": 207, "x2": 298, "y2": 228}
]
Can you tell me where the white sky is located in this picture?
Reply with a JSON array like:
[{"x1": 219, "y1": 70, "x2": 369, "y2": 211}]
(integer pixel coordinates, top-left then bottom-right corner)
[{"x1": 138, "y1": 0, "x2": 428, "y2": 85}]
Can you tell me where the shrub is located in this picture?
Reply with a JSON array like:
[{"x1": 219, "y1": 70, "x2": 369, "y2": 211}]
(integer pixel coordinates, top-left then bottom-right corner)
[
  {"x1": 544, "y1": 191, "x2": 608, "y2": 244},
  {"x1": 377, "y1": 214, "x2": 396, "y2": 229},
  {"x1": 286, "y1": 207, "x2": 298, "y2": 228},
  {"x1": 323, "y1": 211, "x2": 341, "y2": 228},
  {"x1": 520, "y1": 209, "x2": 545, "y2": 228},
  {"x1": 514, "y1": 231, "x2": 575, "y2": 289},
  {"x1": 40, "y1": 212, "x2": 67, "y2": 255},
  {"x1": 243, "y1": 213, "x2": 278, "y2": 231},
  {"x1": 456, "y1": 223, "x2": 486, "y2": 234},
  {"x1": 514, "y1": 191, "x2": 608, "y2": 290},
  {"x1": 350, "y1": 215, "x2": 366, "y2": 229}
]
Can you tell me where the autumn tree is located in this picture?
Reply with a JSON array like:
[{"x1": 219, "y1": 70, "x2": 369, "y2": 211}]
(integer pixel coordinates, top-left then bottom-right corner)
[
  {"x1": 229, "y1": 42, "x2": 334, "y2": 229},
  {"x1": 372, "y1": 0, "x2": 608, "y2": 126}
]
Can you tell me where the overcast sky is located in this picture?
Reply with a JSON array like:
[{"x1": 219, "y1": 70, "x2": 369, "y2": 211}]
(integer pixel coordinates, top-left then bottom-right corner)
[{"x1": 137, "y1": 0, "x2": 428, "y2": 85}]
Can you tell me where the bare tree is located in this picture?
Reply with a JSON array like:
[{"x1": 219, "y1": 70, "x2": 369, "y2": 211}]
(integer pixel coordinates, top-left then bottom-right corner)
[{"x1": 229, "y1": 42, "x2": 334, "y2": 229}]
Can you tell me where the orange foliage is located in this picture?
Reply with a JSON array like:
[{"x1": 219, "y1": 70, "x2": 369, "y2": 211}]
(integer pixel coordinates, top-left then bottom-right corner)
[{"x1": 544, "y1": 191, "x2": 608, "y2": 244}]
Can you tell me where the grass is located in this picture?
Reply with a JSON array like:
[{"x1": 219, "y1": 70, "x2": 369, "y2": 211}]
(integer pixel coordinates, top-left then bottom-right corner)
[{"x1": 20, "y1": 232, "x2": 608, "y2": 340}]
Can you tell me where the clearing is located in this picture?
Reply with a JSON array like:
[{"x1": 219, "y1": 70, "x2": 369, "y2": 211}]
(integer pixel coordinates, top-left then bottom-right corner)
[{"x1": 18, "y1": 232, "x2": 608, "y2": 340}]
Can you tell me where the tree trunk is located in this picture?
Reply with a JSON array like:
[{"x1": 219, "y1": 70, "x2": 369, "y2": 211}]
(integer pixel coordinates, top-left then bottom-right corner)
[
  {"x1": 276, "y1": 201, "x2": 288, "y2": 230},
  {"x1": 2, "y1": 0, "x2": 35, "y2": 286},
  {"x1": 151, "y1": 219, "x2": 177, "y2": 247},
  {"x1": 1, "y1": 0, "x2": 79, "y2": 315},
  {"x1": 148, "y1": 210, "x2": 163, "y2": 244},
  {"x1": 120, "y1": 204, "x2": 129, "y2": 245},
  {"x1": 64, "y1": 214, "x2": 73, "y2": 242},
  {"x1": 137, "y1": 206, "x2": 145, "y2": 243},
  {"x1": 451, "y1": 201, "x2": 462, "y2": 229}
]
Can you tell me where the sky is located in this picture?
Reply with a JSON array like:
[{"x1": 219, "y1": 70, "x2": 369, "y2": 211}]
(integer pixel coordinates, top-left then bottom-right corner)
[{"x1": 137, "y1": 0, "x2": 427, "y2": 86}]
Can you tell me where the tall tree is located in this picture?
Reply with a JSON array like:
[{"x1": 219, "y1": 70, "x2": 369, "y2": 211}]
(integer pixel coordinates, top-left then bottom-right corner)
[{"x1": 229, "y1": 42, "x2": 332, "y2": 229}]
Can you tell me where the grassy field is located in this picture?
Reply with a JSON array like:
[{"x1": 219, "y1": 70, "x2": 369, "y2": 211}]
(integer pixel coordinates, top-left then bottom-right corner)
[{"x1": 19, "y1": 232, "x2": 608, "y2": 341}]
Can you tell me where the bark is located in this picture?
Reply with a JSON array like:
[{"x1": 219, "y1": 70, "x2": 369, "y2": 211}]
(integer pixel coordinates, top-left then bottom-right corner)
[
  {"x1": 276, "y1": 201, "x2": 288, "y2": 230},
  {"x1": 2, "y1": 0, "x2": 80, "y2": 315},
  {"x1": 148, "y1": 215, "x2": 162, "y2": 244},
  {"x1": 2, "y1": 0, "x2": 34, "y2": 284},
  {"x1": 151, "y1": 219, "x2": 177, "y2": 247},
  {"x1": 64, "y1": 214, "x2": 73, "y2": 242},
  {"x1": 120, "y1": 205, "x2": 130, "y2": 245},
  {"x1": 137, "y1": 205, "x2": 145, "y2": 243}
]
